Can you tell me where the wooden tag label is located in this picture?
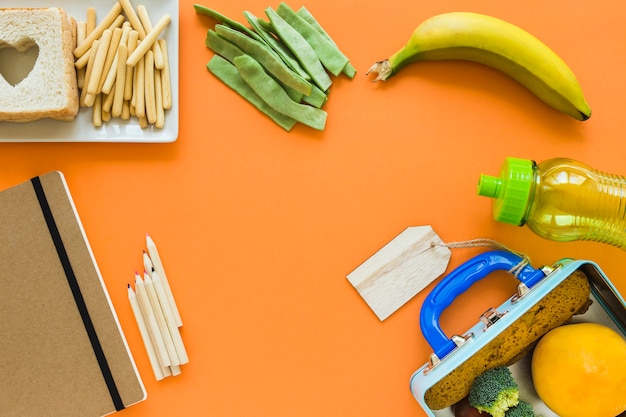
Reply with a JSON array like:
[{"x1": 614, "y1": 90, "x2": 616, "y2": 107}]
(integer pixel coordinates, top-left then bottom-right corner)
[{"x1": 346, "y1": 226, "x2": 451, "y2": 321}]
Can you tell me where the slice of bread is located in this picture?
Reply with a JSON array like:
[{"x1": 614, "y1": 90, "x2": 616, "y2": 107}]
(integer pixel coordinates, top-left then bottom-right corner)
[{"x1": 0, "y1": 8, "x2": 78, "y2": 122}]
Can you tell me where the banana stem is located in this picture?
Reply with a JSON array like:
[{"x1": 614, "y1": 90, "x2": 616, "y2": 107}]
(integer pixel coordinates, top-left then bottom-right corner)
[{"x1": 366, "y1": 59, "x2": 392, "y2": 81}]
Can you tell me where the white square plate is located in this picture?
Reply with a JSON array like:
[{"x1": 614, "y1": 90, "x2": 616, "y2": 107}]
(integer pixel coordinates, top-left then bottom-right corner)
[{"x1": 0, "y1": 0, "x2": 179, "y2": 142}]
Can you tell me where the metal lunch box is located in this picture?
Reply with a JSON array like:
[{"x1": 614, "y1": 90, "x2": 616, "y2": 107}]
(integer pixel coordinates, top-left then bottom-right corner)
[{"x1": 409, "y1": 250, "x2": 626, "y2": 417}]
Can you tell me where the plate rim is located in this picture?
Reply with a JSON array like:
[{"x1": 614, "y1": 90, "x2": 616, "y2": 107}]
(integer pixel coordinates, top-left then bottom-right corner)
[{"x1": 0, "y1": 0, "x2": 179, "y2": 143}]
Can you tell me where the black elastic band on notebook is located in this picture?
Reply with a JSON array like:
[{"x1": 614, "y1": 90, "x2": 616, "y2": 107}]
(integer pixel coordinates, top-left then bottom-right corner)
[{"x1": 31, "y1": 176, "x2": 125, "y2": 412}]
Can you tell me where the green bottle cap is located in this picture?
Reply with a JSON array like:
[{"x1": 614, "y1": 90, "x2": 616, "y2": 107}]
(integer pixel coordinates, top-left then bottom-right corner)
[{"x1": 476, "y1": 157, "x2": 535, "y2": 225}]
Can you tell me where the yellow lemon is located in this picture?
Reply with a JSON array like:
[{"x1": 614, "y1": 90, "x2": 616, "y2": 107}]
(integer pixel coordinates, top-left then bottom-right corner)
[{"x1": 531, "y1": 322, "x2": 626, "y2": 417}]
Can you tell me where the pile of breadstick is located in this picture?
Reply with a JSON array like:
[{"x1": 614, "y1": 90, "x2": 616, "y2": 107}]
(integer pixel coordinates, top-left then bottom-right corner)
[{"x1": 73, "y1": 0, "x2": 171, "y2": 129}]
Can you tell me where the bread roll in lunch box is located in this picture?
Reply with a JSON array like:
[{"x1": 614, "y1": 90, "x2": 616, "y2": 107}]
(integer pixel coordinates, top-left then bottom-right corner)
[{"x1": 410, "y1": 250, "x2": 626, "y2": 416}]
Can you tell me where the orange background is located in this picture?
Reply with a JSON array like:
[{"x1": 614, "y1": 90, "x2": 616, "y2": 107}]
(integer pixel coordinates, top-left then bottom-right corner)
[{"x1": 2, "y1": 0, "x2": 626, "y2": 416}]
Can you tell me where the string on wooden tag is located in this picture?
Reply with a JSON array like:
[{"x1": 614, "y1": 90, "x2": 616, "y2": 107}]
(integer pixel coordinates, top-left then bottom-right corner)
[{"x1": 432, "y1": 238, "x2": 531, "y2": 278}]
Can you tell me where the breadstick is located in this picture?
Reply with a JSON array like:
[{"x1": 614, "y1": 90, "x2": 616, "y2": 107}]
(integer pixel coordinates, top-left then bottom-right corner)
[
  {"x1": 103, "y1": 84, "x2": 115, "y2": 113},
  {"x1": 126, "y1": 14, "x2": 170, "y2": 67},
  {"x1": 75, "y1": 14, "x2": 124, "y2": 69},
  {"x1": 102, "y1": 26, "x2": 132, "y2": 95},
  {"x1": 86, "y1": 7, "x2": 97, "y2": 35},
  {"x1": 76, "y1": 22, "x2": 87, "y2": 89},
  {"x1": 153, "y1": 41, "x2": 164, "y2": 71},
  {"x1": 134, "y1": 53, "x2": 146, "y2": 117},
  {"x1": 144, "y1": 50, "x2": 157, "y2": 124},
  {"x1": 108, "y1": 14, "x2": 126, "y2": 31},
  {"x1": 121, "y1": 100, "x2": 131, "y2": 120},
  {"x1": 86, "y1": 29, "x2": 112, "y2": 97},
  {"x1": 93, "y1": 93, "x2": 103, "y2": 127},
  {"x1": 75, "y1": 46, "x2": 92, "y2": 70},
  {"x1": 136, "y1": 5, "x2": 164, "y2": 69},
  {"x1": 84, "y1": 92, "x2": 97, "y2": 108},
  {"x1": 102, "y1": 109, "x2": 111, "y2": 122},
  {"x1": 119, "y1": 0, "x2": 147, "y2": 38},
  {"x1": 131, "y1": 58, "x2": 138, "y2": 110},
  {"x1": 81, "y1": 38, "x2": 98, "y2": 90},
  {"x1": 101, "y1": 65, "x2": 116, "y2": 95},
  {"x1": 71, "y1": 17, "x2": 77, "y2": 49},
  {"x1": 97, "y1": 27, "x2": 124, "y2": 94},
  {"x1": 83, "y1": 93, "x2": 96, "y2": 108},
  {"x1": 158, "y1": 39, "x2": 171, "y2": 110},
  {"x1": 154, "y1": 69, "x2": 165, "y2": 129},
  {"x1": 74, "y1": 2, "x2": 122, "y2": 58},
  {"x1": 112, "y1": 44, "x2": 128, "y2": 118},
  {"x1": 77, "y1": 21, "x2": 87, "y2": 46},
  {"x1": 125, "y1": 31, "x2": 139, "y2": 100},
  {"x1": 138, "y1": 115, "x2": 149, "y2": 129},
  {"x1": 80, "y1": 39, "x2": 100, "y2": 107}
]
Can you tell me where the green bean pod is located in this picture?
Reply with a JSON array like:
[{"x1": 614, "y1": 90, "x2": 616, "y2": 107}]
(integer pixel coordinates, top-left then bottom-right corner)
[
  {"x1": 206, "y1": 30, "x2": 305, "y2": 103},
  {"x1": 193, "y1": 4, "x2": 265, "y2": 44},
  {"x1": 207, "y1": 55, "x2": 297, "y2": 131},
  {"x1": 214, "y1": 24, "x2": 313, "y2": 96},
  {"x1": 244, "y1": 11, "x2": 311, "y2": 82},
  {"x1": 233, "y1": 54, "x2": 327, "y2": 131},
  {"x1": 276, "y1": 2, "x2": 349, "y2": 77},
  {"x1": 265, "y1": 7, "x2": 332, "y2": 91},
  {"x1": 296, "y1": 6, "x2": 356, "y2": 78}
]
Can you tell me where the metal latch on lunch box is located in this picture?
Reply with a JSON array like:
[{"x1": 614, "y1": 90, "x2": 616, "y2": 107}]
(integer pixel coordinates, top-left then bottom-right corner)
[
  {"x1": 512, "y1": 264, "x2": 558, "y2": 303},
  {"x1": 425, "y1": 307, "x2": 507, "y2": 373},
  {"x1": 425, "y1": 333, "x2": 473, "y2": 373},
  {"x1": 480, "y1": 307, "x2": 507, "y2": 331}
]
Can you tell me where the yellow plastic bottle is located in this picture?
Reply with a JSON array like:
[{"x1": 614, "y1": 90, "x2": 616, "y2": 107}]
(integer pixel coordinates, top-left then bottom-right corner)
[{"x1": 477, "y1": 157, "x2": 626, "y2": 249}]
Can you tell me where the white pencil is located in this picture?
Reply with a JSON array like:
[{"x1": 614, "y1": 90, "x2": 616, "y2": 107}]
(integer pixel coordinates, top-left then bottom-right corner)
[
  {"x1": 143, "y1": 250, "x2": 154, "y2": 275},
  {"x1": 135, "y1": 273, "x2": 171, "y2": 368},
  {"x1": 146, "y1": 233, "x2": 182, "y2": 326},
  {"x1": 142, "y1": 254, "x2": 186, "y2": 373},
  {"x1": 128, "y1": 284, "x2": 166, "y2": 380},
  {"x1": 169, "y1": 364, "x2": 182, "y2": 376},
  {"x1": 143, "y1": 272, "x2": 180, "y2": 367},
  {"x1": 152, "y1": 270, "x2": 188, "y2": 364}
]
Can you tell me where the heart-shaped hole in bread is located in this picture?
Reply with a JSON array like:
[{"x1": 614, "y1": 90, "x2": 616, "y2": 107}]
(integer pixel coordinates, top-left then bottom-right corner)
[{"x1": 0, "y1": 38, "x2": 39, "y2": 86}]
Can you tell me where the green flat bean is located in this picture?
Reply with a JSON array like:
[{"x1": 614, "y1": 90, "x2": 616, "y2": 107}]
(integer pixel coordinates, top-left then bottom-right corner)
[
  {"x1": 296, "y1": 7, "x2": 328, "y2": 40},
  {"x1": 343, "y1": 64, "x2": 358, "y2": 79},
  {"x1": 206, "y1": 28, "x2": 303, "y2": 100},
  {"x1": 243, "y1": 11, "x2": 311, "y2": 82},
  {"x1": 214, "y1": 24, "x2": 313, "y2": 96},
  {"x1": 206, "y1": 29, "x2": 245, "y2": 63},
  {"x1": 296, "y1": 6, "x2": 357, "y2": 79},
  {"x1": 207, "y1": 55, "x2": 297, "y2": 131},
  {"x1": 256, "y1": 18, "x2": 275, "y2": 33},
  {"x1": 280, "y1": 81, "x2": 304, "y2": 103},
  {"x1": 233, "y1": 55, "x2": 327, "y2": 131},
  {"x1": 208, "y1": 28, "x2": 305, "y2": 103},
  {"x1": 194, "y1": 4, "x2": 265, "y2": 44},
  {"x1": 302, "y1": 84, "x2": 327, "y2": 108},
  {"x1": 265, "y1": 7, "x2": 332, "y2": 92},
  {"x1": 206, "y1": 28, "x2": 305, "y2": 104},
  {"x1": 276, "y1": 2, "x2": 349, "y2": 77}
]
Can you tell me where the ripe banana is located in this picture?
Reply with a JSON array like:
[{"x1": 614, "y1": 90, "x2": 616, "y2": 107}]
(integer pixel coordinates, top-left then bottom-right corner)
[{"x1": 367, "y1": 12, "x2": 591, "y2": 121}]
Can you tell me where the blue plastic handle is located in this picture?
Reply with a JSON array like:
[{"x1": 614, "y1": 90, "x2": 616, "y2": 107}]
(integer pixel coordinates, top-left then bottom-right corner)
[{"x1": 420, "y1": 250, "x2": 546, "y2": 360}]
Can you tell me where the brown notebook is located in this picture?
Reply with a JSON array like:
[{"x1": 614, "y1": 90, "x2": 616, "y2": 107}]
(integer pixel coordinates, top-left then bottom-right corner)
[{"x1": 0, "y1": 171, "x2": 146, "y2": 417}]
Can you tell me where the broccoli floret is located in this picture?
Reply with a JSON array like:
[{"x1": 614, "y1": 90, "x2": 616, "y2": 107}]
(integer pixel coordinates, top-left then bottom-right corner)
[
  {"x1": 504, "y1": 400, "x2": 535, "y2": 417},
  {"x1": 468, "y1": 367, "x2": 519, "y2": 417}
]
